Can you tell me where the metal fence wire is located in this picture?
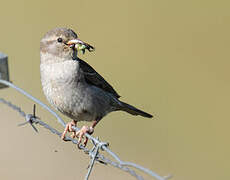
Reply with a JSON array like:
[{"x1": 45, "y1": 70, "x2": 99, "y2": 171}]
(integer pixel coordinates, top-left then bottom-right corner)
[{"x1": 0, "y1": 53, "x2": 172, "y2": 180}]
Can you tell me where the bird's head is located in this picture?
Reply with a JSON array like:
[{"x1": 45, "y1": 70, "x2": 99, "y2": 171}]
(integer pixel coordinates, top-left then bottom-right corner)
[{"x1": 40, "y1": 27, "x2": 94, "y2": 63}]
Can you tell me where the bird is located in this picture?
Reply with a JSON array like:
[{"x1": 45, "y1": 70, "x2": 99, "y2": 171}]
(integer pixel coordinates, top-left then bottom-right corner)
[{"x1": 40, "y1": 27, "x2": 153, "y2": 147}]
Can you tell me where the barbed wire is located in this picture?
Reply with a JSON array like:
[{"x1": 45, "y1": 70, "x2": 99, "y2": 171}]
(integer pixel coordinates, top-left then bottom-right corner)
[
  {"x1": 0, "y1": 97, "x2": 146, "y2": 180},
  {"x1": 0, "y1": 54, "x2": 172, "y2": 180}
]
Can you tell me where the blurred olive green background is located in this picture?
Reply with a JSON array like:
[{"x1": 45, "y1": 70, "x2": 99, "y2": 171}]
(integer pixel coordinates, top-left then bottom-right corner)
[{"x1": 0, "y1": 0, "x2": 229, "y2": 180}]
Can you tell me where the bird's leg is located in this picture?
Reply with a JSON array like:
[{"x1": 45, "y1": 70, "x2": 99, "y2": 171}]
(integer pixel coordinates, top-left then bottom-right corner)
[
  {"x1": 61, "y1": 120, "x2": 77, "y2": 140},
  {"x1": 76, "y1": 120, "x2": 98, "y2": 147},
  {"x1": 83, "y1": 120, "x2": 98, "y2": 147}
]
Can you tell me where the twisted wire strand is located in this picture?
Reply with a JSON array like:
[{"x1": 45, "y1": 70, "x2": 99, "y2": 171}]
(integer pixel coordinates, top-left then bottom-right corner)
[{"x1": 0, "y1": 98, "x2": 26, "y2": 117}]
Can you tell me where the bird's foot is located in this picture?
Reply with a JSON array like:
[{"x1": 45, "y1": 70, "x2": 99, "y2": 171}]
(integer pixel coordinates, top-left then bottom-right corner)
[
  {"x1": 61, "y1": 120, "x2": 77, "y2": 140},
  {"x1": 61, "y1": 121, "x2": 95, "y2": 148},
  {"x1": 76, "y1": 125, "x2": 94, "y2": 148}
]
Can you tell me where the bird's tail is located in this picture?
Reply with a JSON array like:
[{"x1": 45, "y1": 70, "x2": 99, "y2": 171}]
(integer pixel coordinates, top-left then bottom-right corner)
[{"x1": 118, "y1": 101, "x2": 153, "y2": 118}]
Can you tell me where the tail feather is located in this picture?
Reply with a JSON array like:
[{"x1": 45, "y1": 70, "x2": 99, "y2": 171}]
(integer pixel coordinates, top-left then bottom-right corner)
[{"x1": 119, "y1": 101, "x2": 153, "y2": 118}]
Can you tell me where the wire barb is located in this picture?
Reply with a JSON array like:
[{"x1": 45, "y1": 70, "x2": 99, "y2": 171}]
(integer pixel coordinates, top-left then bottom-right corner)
[
  {"x1": 18, "y1": 104, "x2": 39, "y2": 133},
  {"x1": 85, "y1": 141, "x2": 100, "y2": 180}
]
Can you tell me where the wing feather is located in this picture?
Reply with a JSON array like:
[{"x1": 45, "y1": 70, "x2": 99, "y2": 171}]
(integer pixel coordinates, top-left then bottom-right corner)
[{"x1": 78, "y1": 58, "x2": 121, "y2": 98}]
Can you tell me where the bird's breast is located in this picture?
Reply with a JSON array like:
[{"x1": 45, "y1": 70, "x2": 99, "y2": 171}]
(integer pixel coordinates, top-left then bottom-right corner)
[
  {"x1": 40, "y1": 60, "x2": 83, "y2": 110},
  {"x1": 40, "y1": 60, "x2": 80, "y2": 87}
]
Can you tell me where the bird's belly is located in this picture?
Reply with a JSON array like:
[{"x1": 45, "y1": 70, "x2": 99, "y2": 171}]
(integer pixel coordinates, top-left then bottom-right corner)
[
  {"x1": 43, "y1": 84, "x2": 113, "y2": 122},
  {"x1": 42, "y1": 80, "x2": 93, "y2": 121}
]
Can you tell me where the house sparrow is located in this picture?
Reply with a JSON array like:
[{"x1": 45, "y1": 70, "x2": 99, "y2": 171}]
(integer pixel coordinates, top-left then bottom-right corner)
[{"x1": 40, "y1": 27, "x2": 152, "y2": 147}]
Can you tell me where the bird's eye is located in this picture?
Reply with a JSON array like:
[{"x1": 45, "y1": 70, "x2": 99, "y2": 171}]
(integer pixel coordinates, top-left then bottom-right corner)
[{"x1": 57, "y1": 37, "x2": 63, "y2": 43}]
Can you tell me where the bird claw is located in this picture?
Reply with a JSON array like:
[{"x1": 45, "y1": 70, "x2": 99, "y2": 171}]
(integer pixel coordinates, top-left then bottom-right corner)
[
  {"x1": 75, "y1": 125, "x2": 94, "y2": 148},
  {"x1": 61, "y1": 120, "x2": 77, "y2": 141},
  {"x1": 61, "y1": 122, "x2": 94, "y2": 148}
]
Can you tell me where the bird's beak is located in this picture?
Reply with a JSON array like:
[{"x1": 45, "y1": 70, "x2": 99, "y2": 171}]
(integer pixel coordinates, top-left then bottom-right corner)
[{"x1": 67, "y1": 39, "x2": 95, "y2": 54}]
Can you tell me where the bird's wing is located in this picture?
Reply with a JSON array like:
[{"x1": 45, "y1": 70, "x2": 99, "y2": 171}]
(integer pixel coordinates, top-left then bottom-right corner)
[{"x1": 78, "y1": 58, "x2": 121, "y2": 98}]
